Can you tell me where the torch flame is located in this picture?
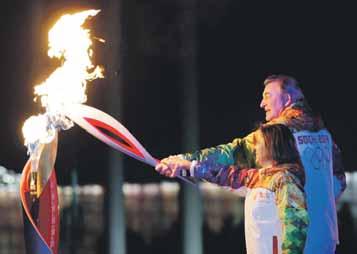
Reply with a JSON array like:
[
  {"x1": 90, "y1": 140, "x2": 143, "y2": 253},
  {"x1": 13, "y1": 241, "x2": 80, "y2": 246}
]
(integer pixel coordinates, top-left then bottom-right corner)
[
  {"x1": 23, "y1": 9, "x2": 103, "y2": 152},
  {"x1": 36, "y1": 9, "x2": 103, "y2": 113},
  {"x1": 22, "y1": 115, "x2": 54, "y2": 145}
]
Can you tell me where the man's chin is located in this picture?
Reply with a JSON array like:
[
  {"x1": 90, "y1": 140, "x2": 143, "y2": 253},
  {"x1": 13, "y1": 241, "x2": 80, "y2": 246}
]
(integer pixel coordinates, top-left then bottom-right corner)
[{"x1": 265, "y1": 116, "x2": 271, "y2": 122}]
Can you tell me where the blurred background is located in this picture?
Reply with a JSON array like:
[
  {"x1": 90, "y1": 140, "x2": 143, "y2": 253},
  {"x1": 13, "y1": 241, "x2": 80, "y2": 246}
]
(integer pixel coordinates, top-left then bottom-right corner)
[{"x1": 1, "y1": 0, "x2": 357, "y2": 253}]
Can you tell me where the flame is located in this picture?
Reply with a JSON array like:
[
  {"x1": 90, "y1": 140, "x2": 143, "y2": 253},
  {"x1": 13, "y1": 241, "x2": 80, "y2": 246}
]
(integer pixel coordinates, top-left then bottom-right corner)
[
  {"x1": 23, "y1": 9, "x2": 103, "y2": 152},
  {"x1": 22, "y1": 115, "x2": 53, "y2": 145},
  {"x1": 36, "y1": 9, "x2": 103, "y2": 113}
]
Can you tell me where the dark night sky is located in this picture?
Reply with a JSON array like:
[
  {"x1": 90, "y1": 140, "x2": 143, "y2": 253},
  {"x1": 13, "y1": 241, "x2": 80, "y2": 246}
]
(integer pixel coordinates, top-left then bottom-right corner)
[{"x1": 1, "y1": 0, "x2": 356, "y2": 185}]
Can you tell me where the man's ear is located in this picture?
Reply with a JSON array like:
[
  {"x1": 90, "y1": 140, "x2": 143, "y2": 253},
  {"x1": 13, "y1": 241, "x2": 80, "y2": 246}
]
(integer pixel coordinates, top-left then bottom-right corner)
[{"x1": 283, "y1": 93, "x2": 292, "y2": 107}]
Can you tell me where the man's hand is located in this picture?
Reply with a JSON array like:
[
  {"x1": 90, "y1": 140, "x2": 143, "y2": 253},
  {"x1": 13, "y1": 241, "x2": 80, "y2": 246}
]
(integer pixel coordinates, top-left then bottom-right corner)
[{"x1": 155, "y1": 155, "x2": 192, "y2": 178}]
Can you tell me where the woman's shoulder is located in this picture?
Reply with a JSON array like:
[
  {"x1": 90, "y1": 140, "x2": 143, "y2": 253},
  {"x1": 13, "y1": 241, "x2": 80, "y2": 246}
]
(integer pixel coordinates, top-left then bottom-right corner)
[{"x1": 261, "y1": 164, "x2": 304, "y2": 188}]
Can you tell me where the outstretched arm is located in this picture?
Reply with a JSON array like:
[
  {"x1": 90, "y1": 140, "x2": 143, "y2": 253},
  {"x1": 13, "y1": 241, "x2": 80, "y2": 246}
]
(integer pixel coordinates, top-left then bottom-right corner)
[
  {"x1": 183, "y1": 132, "x2": 257, "y2": 169},
  {"x1": 155, "y1": 131, "x2": 259, "y2": 180},
  {"x1": 155, "y1": 155, "x2": 254, "y2": 193}
]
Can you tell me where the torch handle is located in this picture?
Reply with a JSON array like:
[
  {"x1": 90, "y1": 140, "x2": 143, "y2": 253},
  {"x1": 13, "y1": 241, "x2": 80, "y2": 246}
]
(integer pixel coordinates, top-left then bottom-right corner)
[{"x1": 64, "y1": 104, "x2": 197, "y2": 186}]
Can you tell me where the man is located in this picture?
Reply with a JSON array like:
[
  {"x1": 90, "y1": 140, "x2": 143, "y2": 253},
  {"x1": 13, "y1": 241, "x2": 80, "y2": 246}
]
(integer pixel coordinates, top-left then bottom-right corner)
[{"x1": 156, "y1": 74, "x2": 346, "y2": 254}]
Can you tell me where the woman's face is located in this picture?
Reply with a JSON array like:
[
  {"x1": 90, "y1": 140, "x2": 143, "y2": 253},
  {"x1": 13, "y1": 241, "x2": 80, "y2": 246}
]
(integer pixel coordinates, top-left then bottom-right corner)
[{"x1": 255, "y1": 130, "x2": 272, "y2": 167}]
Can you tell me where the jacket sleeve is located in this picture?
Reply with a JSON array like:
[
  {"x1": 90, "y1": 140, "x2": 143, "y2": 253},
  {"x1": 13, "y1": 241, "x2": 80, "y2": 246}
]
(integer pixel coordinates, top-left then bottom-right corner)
[
  {"x1": 275, "y1": 176, "x2": 309, "y2": 254},
  {"x1": 179, "y1": 132, "x2": 257, "y2": 196},
  {"x1": 182, "y1": 131, "x2": 258, "y2": 172},
  {"x1": 332, "y1": 143, "x2": 347, "y2": 200},
  {"x1": 192, "y1": 164, "x2": 254, "y2": 190}
]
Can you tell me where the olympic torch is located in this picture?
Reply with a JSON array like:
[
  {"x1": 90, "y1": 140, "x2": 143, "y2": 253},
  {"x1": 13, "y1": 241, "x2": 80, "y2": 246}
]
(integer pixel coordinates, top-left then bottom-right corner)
[
  {"x1": 21, "y1": 8, "x2": 195, "y2": 254},
  {"x1": 21, "y1": 10, "x2": 102, "y2": 254}
]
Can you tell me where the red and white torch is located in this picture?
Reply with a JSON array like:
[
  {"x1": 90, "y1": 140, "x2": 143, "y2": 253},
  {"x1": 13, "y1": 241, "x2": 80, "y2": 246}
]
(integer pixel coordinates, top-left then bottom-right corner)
[
  {"x1": 21, "y1": 10, "x2": 103, "y2": 254},
  {"x1": 21, "y1": 8, "x2": 194, "y2": 254}
]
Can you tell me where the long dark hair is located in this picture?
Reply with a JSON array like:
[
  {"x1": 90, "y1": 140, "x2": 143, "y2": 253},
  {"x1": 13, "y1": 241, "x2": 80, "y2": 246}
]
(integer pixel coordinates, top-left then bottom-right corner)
[{"x1": 260, "y1": 124, "x2": 301, "y2": 165}]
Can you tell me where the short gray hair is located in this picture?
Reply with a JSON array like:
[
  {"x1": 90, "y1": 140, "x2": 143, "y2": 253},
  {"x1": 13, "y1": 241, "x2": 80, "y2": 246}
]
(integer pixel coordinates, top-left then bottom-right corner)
[{"x1": 264, "y1": 74, "x2": 304, "y2": 102}]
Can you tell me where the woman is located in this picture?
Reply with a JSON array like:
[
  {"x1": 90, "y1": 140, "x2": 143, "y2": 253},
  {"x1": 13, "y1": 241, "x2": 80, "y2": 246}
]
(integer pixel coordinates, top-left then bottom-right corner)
[{"x1": 156, "y1": 124, "x2": 308, "y2": 254}]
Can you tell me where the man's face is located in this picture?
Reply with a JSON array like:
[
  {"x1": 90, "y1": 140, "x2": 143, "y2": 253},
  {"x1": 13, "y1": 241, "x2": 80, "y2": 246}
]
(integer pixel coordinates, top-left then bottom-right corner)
[{"x1": 260, "y1": 81, "x2": 287, "y2": 121}]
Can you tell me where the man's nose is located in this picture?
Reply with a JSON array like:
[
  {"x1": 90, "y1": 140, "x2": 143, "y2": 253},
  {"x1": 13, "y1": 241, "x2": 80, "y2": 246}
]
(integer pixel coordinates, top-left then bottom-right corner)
[{"x1": 260, "y1": 99, "x2": 265, "y2": 108}]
